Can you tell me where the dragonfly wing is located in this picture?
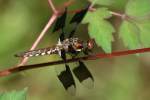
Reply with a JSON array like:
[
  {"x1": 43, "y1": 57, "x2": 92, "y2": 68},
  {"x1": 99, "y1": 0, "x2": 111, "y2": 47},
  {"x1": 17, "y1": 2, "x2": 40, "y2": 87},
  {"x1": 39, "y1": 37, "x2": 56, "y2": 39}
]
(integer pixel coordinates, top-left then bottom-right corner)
[
  {"x1": 73, "y1": 61, "x2": 94, "y2": 89},
  {"x1": 56, "y1": 48, "x2": 76, "y2": 95},
  {"x1": 53, "y1": 8, "x2": 67, "y2": 32},
  {"x1": 56, "y1": 64, "x2": 76, "y2": 95},
  {"x1": 69, "y1": 5, "x2": 89, "y2": 38},
  {"x1": 59, "y1": 32, "x2": 65, "y2": 42},
  {"x1": 70, "y1": 5, "x2": 89, "y2": 24}
]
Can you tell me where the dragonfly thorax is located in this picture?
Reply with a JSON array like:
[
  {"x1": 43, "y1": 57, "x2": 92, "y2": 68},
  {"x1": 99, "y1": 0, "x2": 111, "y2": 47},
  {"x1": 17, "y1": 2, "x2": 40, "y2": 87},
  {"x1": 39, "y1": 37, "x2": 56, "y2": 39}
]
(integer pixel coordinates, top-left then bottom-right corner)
[{"x1": 60, "y1": 38, "x2": 84, "y2": 52}]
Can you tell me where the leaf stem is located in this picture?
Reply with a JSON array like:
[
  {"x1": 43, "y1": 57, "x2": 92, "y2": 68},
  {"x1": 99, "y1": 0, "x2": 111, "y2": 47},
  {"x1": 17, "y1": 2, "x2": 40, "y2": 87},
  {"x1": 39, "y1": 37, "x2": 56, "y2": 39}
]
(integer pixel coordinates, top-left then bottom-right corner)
[
  {"x1": 110, "y1": 11, "x2": 128, "y2": 20},
  {"x1": 68, "y1": 7, "x2": 126, "y2": 19}
]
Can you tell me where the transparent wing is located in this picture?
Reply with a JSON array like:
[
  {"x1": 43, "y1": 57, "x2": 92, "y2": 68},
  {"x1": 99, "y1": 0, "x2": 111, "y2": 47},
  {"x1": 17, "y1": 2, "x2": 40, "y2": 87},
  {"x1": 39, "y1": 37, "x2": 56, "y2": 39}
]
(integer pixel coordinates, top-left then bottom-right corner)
[
  {"x1": 56, "y1": 64, "x2": 76, "y2": 95},
  {"x1": 73, "y1": 60, "x2": 94, "y2": 89},
  {"x1": 69, "y1": 5, "x2": 90, "y2": 38}
]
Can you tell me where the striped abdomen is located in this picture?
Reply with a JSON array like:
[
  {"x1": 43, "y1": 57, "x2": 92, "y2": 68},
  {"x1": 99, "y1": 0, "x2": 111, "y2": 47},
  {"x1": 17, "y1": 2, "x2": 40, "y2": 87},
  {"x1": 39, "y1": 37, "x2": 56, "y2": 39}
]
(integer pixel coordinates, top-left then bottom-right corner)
[{"x1": 15, "y1": 46, "x2": 60, "y2": 57}]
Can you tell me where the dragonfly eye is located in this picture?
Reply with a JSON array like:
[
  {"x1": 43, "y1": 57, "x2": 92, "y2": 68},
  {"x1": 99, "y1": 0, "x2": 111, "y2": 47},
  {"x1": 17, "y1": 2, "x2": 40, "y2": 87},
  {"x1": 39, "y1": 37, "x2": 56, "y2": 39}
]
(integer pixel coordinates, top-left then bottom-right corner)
[
  {"x1": 87, "y1": 39, "x2": 94, "y2": 50},
  {"x1": 75, "y1": 43, "x2": 83, "y2": 49}
]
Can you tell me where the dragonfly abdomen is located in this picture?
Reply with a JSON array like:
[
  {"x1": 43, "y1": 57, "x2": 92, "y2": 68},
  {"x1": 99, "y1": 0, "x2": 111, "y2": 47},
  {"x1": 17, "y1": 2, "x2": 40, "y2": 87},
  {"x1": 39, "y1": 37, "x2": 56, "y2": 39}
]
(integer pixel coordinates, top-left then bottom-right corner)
[{"x1": 15, "y1": 46, "x2": 60, "y2": 57}]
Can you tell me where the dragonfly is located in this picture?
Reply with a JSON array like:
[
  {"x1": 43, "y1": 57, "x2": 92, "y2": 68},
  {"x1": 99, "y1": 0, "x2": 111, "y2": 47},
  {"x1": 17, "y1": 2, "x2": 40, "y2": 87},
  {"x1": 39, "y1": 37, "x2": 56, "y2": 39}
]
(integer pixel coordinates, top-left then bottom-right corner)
[{"x1": 15, "y1": 5, "x2": 94, "y2": 95}]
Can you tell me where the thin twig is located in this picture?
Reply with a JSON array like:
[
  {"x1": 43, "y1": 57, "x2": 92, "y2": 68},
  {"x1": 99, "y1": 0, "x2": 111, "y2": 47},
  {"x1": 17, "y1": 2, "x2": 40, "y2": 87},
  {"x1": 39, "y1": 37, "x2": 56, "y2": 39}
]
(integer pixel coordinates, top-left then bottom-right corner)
[
  {"x1": 48, "y1": 0, "x2": 58, "y2": 14},
  {"x1": 17, "y1": 0, "x2": 58, "y2": 67},
  {"x1": 18, "y1": 14, "x2": 57, "y2": 66},
  {"x1": 1, "y1": 47, "x2": 150, "y2": 77},
  {"x1": 110, "y1": 11, "x2": 126, "y2": 19}
]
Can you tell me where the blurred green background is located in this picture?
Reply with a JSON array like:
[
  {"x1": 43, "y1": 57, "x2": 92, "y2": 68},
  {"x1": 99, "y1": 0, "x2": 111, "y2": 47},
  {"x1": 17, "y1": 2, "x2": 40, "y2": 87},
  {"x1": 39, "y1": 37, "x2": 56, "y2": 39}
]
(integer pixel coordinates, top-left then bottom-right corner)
[{"x1": 0, "y1": 0, "x2": 150, "y2": 100}]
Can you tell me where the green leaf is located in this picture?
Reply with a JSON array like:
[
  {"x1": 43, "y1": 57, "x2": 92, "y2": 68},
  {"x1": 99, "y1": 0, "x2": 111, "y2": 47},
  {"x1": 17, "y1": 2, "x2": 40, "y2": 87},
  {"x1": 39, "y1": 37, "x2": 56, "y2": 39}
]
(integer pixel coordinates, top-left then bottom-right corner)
[
  {"x1": 137, "y1": 21, "x2": 150, "y2": 47},
  {"x1": 119, "y1": 21, "x2": 141, "y2": 49},
  {"x1": 83, "y1": 8, "x2": 115, "y2": 53},
  {"x1": 0, "y1": 88, "x2": 27, "y2": 100},
  {"x1": 120, "y1": 0, "x2": 150, "y2": 48},
  {"x1": 89, "y1": 0, "x2": 113, "y2": 6},
  {"x1": 125, "y1": 0, "x2": 150, "y2": 17}
]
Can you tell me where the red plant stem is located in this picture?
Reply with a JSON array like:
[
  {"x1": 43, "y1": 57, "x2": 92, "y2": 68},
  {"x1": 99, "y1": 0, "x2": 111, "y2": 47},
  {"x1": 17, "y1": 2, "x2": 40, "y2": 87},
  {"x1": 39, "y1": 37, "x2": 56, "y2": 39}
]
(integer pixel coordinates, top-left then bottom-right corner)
[
  {"x1": 95, "y1": 48, "x2": 150, "y2": 58},
  {"x1": 0, "y1": 47, "x2": 150, "y2": 77}
]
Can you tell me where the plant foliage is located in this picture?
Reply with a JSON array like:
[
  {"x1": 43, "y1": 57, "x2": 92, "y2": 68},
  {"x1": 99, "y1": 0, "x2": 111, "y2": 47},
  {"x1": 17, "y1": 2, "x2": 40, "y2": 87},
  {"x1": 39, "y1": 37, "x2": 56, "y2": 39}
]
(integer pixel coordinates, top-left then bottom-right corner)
[
  {"x1": 120, "y1": 0, "x2": 150, "y2": 49},
  {"x1": 0, "y1": 88, "x2": 27, "y2": 100},
  {"x1": 84, "y1": 0, "x2": 150, "y2": 51},
  {"x1": 83, "y1": 8, "x2": 115, "y2": 53}
]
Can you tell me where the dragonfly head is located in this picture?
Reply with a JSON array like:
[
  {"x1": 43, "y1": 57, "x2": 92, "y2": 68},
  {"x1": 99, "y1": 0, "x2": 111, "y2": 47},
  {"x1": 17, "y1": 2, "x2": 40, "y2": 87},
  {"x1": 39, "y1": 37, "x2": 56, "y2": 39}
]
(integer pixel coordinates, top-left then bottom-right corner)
[
  {"x1": 86, "y1": 39, "x2": 95, "y2": 50},
  {"x1": 72, "y1": 38, "x2": 95, "y2": 52}
]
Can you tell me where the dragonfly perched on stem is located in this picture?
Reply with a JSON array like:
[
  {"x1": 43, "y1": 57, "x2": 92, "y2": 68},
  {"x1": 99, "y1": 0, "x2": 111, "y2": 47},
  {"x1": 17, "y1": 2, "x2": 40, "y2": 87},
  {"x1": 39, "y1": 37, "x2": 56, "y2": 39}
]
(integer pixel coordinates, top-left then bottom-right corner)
[{"x1": 15, "y1": 4, "x2": 95, "y2": 95}]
